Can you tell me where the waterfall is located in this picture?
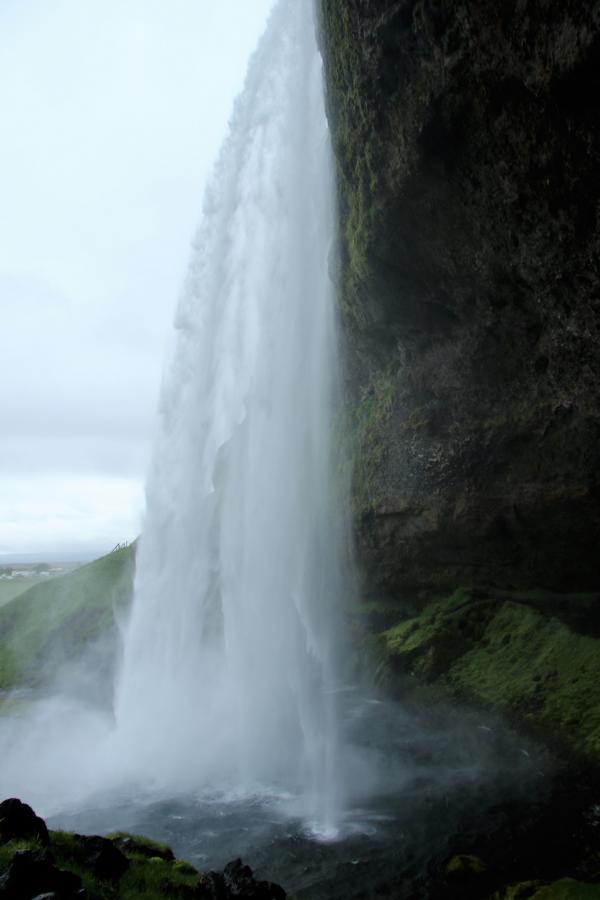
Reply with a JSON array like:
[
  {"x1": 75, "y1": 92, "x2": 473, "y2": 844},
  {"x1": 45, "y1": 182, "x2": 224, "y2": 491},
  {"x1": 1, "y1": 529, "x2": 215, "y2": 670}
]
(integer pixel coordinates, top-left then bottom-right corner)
[{"x1": 114, "y1": 0, "x2": 348, "y2": 833}]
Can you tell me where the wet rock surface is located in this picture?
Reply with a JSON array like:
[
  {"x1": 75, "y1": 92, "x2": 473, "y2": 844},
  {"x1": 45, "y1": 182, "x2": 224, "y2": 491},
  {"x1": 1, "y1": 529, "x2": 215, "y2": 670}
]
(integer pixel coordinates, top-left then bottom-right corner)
[
  {"x1": 67, "y1": 834, "x2": 129, "y2": 882},
  {"x1": 0, "y1": 799, "x2": 49, "y2": 847},
  {"x1": 223, "y1": 859, "x2": 286, "y2": 900},
  {"x1": 320, "y1": 0, "x2": 600, "y2": 601},
  {"x1": 195, "y1": 860, "x2": 287, "y2": 900},
  {"x1": 0, "y1": 848, "x2": 81, "y2": 899}
]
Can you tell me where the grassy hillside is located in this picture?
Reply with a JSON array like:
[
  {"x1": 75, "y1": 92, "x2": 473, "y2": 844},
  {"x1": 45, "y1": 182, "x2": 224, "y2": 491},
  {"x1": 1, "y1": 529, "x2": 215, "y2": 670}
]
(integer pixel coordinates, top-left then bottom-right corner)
[
  {"x1": 0, "y1": 576, "x2": 57, "y2": 608},
  {"x1": 0, "y1": 545, "x2": 136, "y2": 694}
]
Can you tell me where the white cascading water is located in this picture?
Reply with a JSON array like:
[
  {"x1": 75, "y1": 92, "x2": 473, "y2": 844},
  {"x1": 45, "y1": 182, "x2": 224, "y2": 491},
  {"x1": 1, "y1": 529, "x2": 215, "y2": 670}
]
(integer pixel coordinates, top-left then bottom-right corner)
[{"x1": 113, "y1": 0, "x2": 348, "y2": 833}]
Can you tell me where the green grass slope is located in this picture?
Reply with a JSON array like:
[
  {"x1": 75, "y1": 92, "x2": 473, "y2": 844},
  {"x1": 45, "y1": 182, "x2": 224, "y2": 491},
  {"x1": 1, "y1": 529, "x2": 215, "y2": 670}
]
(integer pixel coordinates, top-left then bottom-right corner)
[
  {"x1": 0, "y1": 545, "x2": 135, "y2": 693},
  {"x1": 0, "y1": 576, "x2": 59, "y2": 608},
  {"x1": 1, "y1": 829, "x2": 225, "y2": 900}
]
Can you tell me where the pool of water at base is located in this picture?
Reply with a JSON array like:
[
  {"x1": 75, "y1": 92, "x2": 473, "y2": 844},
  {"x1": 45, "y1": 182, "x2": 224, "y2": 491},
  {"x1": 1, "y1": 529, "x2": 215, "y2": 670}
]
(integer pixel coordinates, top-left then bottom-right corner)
[{"x1": 47, "y1": 695, "x2": 553, "y2": 899}]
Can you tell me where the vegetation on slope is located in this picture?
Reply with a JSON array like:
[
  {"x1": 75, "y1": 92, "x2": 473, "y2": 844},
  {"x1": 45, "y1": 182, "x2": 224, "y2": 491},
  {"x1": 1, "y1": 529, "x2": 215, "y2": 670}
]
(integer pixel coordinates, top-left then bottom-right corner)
[
  {"x1": 0, "y1": 545, "x2": 135, "y2": 694},
  {"x1": 0, "y1": 575, "x2": 69, "y2": 609},
  {"x1": 0, "y1": 798, "x2": 285, "y2": 899},
  {"x1": 374, "y1": 587, "x2": 600, "y2": 760}
]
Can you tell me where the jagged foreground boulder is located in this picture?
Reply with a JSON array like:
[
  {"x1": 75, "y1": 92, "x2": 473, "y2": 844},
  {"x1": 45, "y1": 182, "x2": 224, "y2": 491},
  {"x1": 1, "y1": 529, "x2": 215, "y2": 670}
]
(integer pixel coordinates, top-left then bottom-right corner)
[
  {"x1": 0, "y1": 798, "x2": 50, "y2": 847},
  {"x1": 0, "y1": 847, "x2": 82, "y2": 898}
]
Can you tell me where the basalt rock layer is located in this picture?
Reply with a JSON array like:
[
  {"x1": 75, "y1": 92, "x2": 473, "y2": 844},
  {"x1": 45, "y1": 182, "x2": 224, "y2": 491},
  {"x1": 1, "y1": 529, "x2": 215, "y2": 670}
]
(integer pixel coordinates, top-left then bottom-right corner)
[{"x1": 320, "y1": 0, "x2": 600, "y2": 604}]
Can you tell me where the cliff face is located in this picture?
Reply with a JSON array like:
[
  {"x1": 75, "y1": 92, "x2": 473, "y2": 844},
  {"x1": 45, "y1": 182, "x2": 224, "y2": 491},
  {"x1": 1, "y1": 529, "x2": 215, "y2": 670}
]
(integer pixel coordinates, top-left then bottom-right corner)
[{"x1": 320, "y1": 0, "x2": 600, "y2": 606}]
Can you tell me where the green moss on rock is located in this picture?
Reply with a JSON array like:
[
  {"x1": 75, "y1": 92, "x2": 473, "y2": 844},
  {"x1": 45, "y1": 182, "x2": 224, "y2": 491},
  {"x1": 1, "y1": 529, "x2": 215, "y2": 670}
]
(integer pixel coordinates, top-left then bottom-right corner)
[
  {"x1": 0, "y1": 829, "x2": 206, "y2": 900},
  {"x1": 492, "y1": 882, "x2": 545, "y2": 899},
  {"x1": 445, "y1": 853, "x2": 488, "y2": 877},
  {"x1": 119, "y1": 854, "x2": 200, "y2": 900},
  {"x1": 381, "y1": 589, "x2": 600, "y2": 759},
  {"x1": 107, "y1": 832, "x2": 175, "y2": 862},
  {"x1": 531, "y1": 880, "x2": 600, "y2": 899},
  {"x1": 495, "y1": 879, "x2": 600, "y2": 899},
  {"x1": 449, "y1": 604, "x2": 600, "y2": 753},
  {"x1": 50, "y1": 830, "x2": 201, "y2": 900}
]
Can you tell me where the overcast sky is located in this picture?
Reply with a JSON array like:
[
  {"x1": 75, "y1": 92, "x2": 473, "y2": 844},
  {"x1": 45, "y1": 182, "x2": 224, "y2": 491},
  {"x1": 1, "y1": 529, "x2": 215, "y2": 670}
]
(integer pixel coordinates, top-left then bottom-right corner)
[{"x1": 0, "y1": 0, "x2": 274, "y2": 560}]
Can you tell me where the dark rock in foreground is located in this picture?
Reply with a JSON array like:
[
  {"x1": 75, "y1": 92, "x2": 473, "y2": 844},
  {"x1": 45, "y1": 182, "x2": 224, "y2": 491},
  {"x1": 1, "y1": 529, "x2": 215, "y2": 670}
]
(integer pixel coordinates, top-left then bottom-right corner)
[
  {"x1": 0, "y1": 799, "x2": 49, "y2": 847},
  {"x1": 0, "y1": 799, "x2": 287, "y2": 900},
  {"x1": 67, "y1": 834, "x2": 129, "y2": 882},
  {"x1": 0, "y1": 848, "x2": 81, "y2": 899},
  {"x1": 223, "y1": 858, "x2": 286, "y2": 900}
]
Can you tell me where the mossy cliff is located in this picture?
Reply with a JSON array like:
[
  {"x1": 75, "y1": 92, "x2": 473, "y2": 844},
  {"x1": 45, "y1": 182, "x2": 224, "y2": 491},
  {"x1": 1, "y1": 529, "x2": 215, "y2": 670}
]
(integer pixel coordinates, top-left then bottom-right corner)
[
  {"x1": 371, "y1": 587, "x2": 600, "y2": 757},
  {"x1": 319, "y1": 0, "x2": 600, "y2": 756},
  {"x1": 320, "y1": 0, "x2": 600, "y2": 601}
]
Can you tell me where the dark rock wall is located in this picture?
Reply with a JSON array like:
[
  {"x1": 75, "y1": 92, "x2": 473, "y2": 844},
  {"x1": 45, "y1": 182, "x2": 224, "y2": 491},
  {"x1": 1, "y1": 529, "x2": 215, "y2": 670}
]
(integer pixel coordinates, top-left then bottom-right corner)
[{"x1": 320, "y1": 0, "x2": 600, "y2": 605}]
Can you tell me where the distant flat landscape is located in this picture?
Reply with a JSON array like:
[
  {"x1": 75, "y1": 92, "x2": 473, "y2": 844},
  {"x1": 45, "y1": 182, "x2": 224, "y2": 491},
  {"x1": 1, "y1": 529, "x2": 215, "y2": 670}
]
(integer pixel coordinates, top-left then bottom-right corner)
[{"x1": 0, "y1": 563, "x2": 82, "y2": 607}]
